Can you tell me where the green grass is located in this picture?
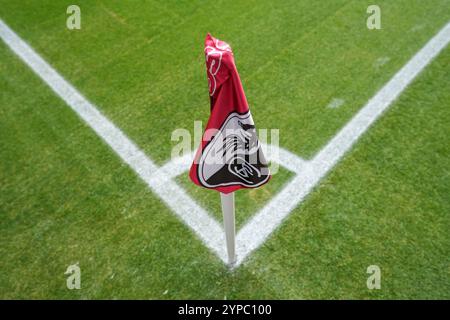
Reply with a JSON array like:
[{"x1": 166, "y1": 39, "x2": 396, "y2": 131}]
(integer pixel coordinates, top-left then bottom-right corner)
[{"x1": 0, "y1": 0, "x2": 449, "y2": 299}]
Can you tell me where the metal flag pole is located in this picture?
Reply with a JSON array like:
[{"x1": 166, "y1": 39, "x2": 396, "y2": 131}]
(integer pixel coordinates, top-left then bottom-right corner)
[{"x1": 220, "y1": 192, "x2": 236, "y2": 266}]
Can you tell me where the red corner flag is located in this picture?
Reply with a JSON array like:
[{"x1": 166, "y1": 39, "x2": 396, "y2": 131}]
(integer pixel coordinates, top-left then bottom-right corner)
[{"x1": 189, "y1": 34, "x2": 270, "y2": 194}]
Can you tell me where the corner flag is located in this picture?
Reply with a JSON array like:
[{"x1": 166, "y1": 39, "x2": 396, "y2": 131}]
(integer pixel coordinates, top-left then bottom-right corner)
[
  {"x1": 189, "y1": 34, "x2": 271, "y2": 194},
  {"x1": 189, "y1": 34, "x2": 270, "y2": 265}
]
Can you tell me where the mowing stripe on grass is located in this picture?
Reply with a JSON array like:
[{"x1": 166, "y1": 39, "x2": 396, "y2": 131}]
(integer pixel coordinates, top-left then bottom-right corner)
[{"x1": 0, "y1": 18, "x2": 228, "y2": 263}]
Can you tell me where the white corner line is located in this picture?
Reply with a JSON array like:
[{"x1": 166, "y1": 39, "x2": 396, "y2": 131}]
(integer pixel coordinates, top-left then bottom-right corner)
[
  {"x1": 233, "y1": 21, "x2": 450, "y2": 267},
  {"x1": 0, "y1": 18, "x2": 228, "y2": 264}
]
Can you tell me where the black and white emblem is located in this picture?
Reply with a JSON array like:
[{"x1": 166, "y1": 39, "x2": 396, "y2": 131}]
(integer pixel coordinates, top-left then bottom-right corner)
[{"x1": 198, "y1": 111, "x2": 270, "y2": 188}]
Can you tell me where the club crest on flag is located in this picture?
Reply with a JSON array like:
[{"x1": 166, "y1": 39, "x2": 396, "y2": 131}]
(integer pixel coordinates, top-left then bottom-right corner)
[
  {"x1": 189, "y1": 34, "x2": 271, "y2": 194},
  {"x1": 197, "y1": 111, "x2": 270, "y2": 188}
]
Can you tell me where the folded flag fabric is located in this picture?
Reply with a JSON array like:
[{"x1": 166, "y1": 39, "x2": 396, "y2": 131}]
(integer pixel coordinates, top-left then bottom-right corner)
[{"x1": 189, "y1": 34, "x2": 270, "y2": 194}]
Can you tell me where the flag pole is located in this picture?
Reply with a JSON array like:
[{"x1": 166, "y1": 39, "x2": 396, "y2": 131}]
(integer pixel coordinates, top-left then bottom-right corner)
[{"x1": 220, "y1": 192, "x2": 236, "y2": 266}]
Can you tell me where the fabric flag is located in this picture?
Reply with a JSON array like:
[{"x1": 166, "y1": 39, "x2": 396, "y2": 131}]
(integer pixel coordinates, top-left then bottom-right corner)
[{"x1": 189, "y1": 34, "x2": 270, "y2": 194}]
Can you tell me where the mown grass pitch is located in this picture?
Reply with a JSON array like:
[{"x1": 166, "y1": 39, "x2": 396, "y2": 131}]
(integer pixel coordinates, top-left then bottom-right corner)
[{"x1": 1, "y1": 0, "x2": 449, "y2": 298}]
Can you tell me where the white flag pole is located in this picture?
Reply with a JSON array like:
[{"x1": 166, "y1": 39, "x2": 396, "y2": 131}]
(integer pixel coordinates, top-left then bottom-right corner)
[{"x1": 220, "y1": 192, "x2": 236, "y2": 266}]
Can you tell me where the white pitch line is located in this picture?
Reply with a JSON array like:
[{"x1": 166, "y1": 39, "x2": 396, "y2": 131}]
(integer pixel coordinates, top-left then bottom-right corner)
[
  {"x1": 263, "y1": 143, "x2": 307, "y2": 174},
  {"x1": 0, "y1": 18, "x2": 228, "y2": 263},
  {"x1": 234, "y1": 21, "x2": 450, "y2": 267},
  {"x1": 314, "y1": 22, "x2": 450, "y2": 173}
]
